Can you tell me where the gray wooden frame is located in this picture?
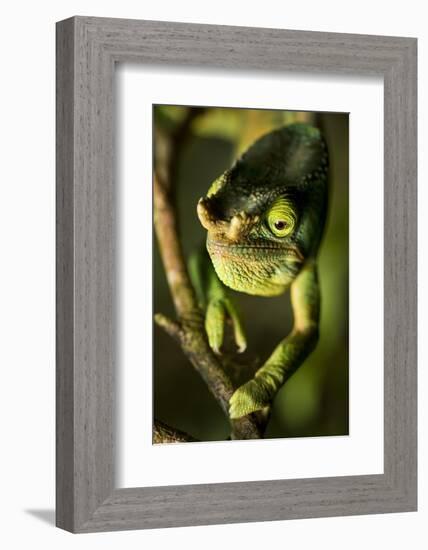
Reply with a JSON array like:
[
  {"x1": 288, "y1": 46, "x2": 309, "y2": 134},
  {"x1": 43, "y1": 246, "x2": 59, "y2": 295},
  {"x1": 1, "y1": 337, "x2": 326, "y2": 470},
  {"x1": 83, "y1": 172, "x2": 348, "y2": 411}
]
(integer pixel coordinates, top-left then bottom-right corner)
[{"x1": 56, "y1": 16, "x2": 417, "y2": 533}]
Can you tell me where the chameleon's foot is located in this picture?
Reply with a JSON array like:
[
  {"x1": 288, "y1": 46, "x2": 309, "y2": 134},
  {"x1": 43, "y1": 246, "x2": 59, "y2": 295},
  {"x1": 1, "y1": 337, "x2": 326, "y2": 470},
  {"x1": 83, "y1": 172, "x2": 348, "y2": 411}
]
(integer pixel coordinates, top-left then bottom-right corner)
[
  {"x1": 229, "y1": 378, "x2": 272, "y2": 419},
  {"x1": 206, "y1": 297, "x2": 246, "y2": 355}
]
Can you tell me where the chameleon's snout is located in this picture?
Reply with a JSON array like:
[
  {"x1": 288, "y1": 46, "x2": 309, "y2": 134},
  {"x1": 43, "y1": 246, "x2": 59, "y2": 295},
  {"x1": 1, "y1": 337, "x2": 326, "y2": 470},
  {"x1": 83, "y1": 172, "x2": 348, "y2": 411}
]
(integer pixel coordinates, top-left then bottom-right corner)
[
  {"x1": 197, "y1": 197, "x2": 230, "y2": 237},
  {"x1": 197, "y1": 198, "x2": 218, "y2": 231},
  {"x1": 197, "y1": 198, "x2": 255, "y2": 243}
]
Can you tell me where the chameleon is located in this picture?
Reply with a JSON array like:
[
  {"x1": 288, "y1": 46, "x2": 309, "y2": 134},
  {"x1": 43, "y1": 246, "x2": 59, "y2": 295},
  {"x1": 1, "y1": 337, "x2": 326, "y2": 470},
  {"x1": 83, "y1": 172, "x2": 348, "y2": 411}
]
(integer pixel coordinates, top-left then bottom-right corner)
[{"x1": 189, "y1": 122, "x2": 328, "y2": 420}]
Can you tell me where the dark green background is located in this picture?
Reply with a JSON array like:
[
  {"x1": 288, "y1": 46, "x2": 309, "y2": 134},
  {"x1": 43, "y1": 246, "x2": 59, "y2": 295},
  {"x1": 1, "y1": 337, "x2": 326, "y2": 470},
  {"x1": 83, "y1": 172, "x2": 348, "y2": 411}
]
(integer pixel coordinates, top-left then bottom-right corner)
[{"x1": 153, "y1": 106, "x2": 349, "y2": 441}]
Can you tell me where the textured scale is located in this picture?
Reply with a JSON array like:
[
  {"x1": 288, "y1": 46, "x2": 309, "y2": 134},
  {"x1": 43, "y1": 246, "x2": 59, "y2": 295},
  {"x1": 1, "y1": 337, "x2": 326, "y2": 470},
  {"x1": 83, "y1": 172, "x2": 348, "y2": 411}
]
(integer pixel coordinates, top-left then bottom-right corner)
[{"x1": 198, "y1": 123, "x2": 328, "y2": 296}]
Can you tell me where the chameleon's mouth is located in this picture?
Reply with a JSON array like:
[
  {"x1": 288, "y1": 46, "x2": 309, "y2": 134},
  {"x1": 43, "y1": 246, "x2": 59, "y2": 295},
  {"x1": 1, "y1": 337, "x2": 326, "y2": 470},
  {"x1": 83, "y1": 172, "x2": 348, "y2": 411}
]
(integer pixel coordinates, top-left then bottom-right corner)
[
  {"x1": 207, "y1": 239, "x2": 305, "y2": 263},
  {"x1": 206, "y1": 238, "x2": 304, "y2": 296}
]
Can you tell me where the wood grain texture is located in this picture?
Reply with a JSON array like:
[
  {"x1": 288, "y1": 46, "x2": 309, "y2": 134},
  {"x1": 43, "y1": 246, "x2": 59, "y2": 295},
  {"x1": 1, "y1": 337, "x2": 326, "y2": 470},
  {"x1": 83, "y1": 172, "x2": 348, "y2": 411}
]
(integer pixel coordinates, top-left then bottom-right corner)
[
  {"x1": 56, "y1": 18, "x2": 75, "y2": 532},
  {"x1": 56, "y1": 16, "x2": 417, "y2": 533}
]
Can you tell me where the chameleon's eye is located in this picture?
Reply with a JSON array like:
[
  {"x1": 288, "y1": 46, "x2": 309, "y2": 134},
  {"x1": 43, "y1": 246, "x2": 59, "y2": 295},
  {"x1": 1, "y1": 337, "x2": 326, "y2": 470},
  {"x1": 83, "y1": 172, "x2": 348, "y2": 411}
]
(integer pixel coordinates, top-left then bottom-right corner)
[
  {"x1": 274, "y1": 220, "x2": 287, "y2": 231},
  {"x1": 266, "y1": 197, "x2": 297, "y2": 237}
]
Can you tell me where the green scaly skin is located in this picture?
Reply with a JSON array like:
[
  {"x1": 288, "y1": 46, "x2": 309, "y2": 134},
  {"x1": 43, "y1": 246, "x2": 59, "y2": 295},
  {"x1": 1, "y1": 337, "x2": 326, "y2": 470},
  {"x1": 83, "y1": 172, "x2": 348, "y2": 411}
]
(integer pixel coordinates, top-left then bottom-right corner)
[{"x1": 192, "y1": 123, "x2": 328, "y2": 419}]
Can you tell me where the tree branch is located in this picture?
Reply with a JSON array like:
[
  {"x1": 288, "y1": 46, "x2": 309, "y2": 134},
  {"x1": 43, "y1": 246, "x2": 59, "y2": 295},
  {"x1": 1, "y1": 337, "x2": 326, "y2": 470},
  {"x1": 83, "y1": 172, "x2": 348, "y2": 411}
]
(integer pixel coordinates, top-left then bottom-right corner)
[
  {"x1": 154, "y1": 171, "x2": 261, "y2": 439},
  {"x1": 153, "y1": 419, "x2": 198, "y2": 443}
]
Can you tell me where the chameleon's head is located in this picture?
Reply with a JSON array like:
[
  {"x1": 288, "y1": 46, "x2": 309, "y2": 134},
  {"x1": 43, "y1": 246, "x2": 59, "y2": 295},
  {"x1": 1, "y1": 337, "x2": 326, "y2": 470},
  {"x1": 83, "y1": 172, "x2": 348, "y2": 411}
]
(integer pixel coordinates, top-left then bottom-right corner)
[{"x1": 197, "y1": 123, "x2": 328, "y2": 297}]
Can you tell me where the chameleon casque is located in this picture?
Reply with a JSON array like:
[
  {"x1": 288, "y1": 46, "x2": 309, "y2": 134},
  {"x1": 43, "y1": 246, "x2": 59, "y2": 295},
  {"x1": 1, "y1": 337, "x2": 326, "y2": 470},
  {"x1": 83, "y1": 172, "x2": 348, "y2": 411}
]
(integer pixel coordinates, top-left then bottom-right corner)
[{"x1": 191, "y1": 122, "x2": 329, "y2": 420}]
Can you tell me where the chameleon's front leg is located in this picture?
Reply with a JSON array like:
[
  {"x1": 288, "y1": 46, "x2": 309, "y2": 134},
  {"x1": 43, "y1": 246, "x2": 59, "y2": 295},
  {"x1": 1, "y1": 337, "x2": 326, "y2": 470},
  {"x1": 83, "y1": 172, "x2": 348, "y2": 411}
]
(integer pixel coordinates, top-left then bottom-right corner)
[
  {"x1": 229, "y1": 262, "x2": 320, "y2": 419},
  {"x1": 188, "y1": 247, "x2": 247, "y2": 354}
]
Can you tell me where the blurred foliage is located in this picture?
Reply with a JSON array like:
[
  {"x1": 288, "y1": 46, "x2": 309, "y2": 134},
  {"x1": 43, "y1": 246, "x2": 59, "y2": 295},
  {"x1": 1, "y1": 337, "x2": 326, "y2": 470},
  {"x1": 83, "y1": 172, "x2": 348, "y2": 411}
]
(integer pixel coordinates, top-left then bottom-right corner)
[{"x1": 153, "y1": 105, "x2": 349, "y2": 441}]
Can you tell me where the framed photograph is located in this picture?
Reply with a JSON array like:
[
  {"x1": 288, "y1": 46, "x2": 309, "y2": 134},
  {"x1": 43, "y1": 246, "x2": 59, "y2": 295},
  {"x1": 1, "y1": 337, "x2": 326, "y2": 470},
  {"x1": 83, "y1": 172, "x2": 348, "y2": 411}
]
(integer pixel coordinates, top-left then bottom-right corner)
[
  {"x1": 56, "y1": 16, "x2": 417, "y2": 532},
  {"x1": 152, "y1": 105, "x2": 349, "y2": 444}
]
